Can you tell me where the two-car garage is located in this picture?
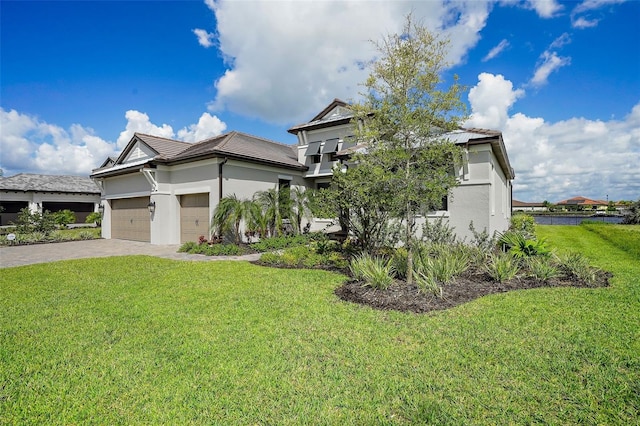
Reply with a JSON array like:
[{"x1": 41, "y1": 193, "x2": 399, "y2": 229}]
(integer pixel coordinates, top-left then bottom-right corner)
[{"x1": 109, "y1": 193, "x2": 210, "y2": 243}]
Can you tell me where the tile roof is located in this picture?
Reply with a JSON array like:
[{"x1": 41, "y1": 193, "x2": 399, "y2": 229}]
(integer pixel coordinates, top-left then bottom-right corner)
[
  {"x1": 0, "y1": 174, "x2": 100, "y2": 194},
  {"x1": 556, "y1": 196, "x2": 608, "y2": 205},
  {"x1": 170, "y1": 131, "x2": 305, "y2": 170},
  {"x1": 134, "y1": 133, "x2": 192, "y2": 159},
  {"x1": 512, "y1": 200, "x2": 545, "y2": 207}
]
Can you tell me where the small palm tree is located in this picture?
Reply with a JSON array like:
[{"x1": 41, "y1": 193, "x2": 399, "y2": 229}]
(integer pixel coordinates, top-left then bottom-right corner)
[
  {"x1": 254, "y1": 188, "x2": 282, "y2": 237},
  {"x1": 212, "y1": 194, "x2": 256, "y2": 244},
  {"x1": 291, "y1": 187, "x2": 312, "y2": 234}
]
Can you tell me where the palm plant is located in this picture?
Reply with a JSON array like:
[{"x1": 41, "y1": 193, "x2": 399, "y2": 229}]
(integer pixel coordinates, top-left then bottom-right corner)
[
  {"x1": 255, "y1": 188, "x2": 293, "y2": 237},
  {"x1": 291, "y1": 187, "x2": 312, "y2": 234},
  {"x1": 212, "y1": 194, "x2": 256, "y2": 244}
]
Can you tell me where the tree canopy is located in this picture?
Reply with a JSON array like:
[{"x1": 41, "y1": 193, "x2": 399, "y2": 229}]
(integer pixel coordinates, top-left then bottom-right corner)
[{"x1": 321, "y1": 14, "x2": 467, "y2": 283}]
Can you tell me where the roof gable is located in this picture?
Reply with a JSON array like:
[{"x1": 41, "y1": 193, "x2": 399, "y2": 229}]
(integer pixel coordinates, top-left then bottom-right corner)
[
  {"x1": 115, "y1": 133, "x2": 192, "y2": 165},
  {"x1": 288, "y1": 99, "x2": 352, "y2": 134}
]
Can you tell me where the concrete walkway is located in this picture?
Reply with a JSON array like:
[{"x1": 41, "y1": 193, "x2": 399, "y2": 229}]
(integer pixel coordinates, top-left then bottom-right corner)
[{"x1": 0, "y1": 239, "x2": 262, "y2": 268}]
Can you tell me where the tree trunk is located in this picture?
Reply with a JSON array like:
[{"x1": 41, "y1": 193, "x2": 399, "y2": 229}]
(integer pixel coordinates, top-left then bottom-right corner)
[{"x1": 406, "y1": 208, "x2": 414, "y2": 285}]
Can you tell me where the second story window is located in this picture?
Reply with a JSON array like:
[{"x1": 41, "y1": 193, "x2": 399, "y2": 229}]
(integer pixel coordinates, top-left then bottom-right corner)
[{"x1": 312, "y1": 154, "x2": 322, "y2": 164}]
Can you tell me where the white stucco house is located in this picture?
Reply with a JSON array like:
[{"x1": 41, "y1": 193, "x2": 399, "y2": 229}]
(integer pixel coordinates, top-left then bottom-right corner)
[
  {"x1": 0, "y1": 174, "x2": 101, "y2": 226},
  {"x1": 91, "y1": 99, "x2": 514, "y2": 244}
]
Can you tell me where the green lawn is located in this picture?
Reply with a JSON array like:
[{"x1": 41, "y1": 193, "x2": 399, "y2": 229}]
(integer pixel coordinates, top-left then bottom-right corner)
[{"x1": 1, "y1": 225, "x2": 638, "y2": 424}]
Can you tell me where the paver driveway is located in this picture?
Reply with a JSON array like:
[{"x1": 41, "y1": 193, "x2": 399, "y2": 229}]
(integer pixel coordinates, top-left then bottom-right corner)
[{"x1": 0, "y1": 239, "x2": 261, "y2": 268}]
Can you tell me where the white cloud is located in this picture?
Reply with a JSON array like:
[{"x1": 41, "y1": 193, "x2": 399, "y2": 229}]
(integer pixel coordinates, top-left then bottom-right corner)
[
  {"x1": 549, "y1": 32, "x2": 571, "y2": 49},
  {"x1": 525, "y1": 0, "x2": 563, "y2": 18},
  {"x1": 571, "y1": 0, "x2": 625, "y2": 28},
  {"x1": 0, "y1": 108, "x2": 117, "y2": 176},
  {"x1": 204, "y1": 0, "x2": 492, "y2": 124},
  {"x1": 465, "y1": 73, "x2": 640, "y2": 202},
  {"x1": 116, "y1": 110, "x2": 174, "y2": 149},
  {"x1": 1, "y1": 108, "x2": 228, "y2": 177},
  {"x1": 530, "y1": 51, "x2": 571, "y2": 87},
  {"x1": 482, "y1": 39, "x2": 510, "y2": 62},
  {"x1": 193, "y1": 28, "x2": 215, "y2": 48},
  {"x1": 467, "y1": 73, "x2": 525, "y2": 130},
  {"x1": 177, "y1": 112, "x2": 227, "y2": 142}
]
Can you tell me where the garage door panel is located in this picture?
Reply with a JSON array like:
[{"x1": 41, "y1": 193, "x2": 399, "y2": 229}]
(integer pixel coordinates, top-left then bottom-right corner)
[
  {"x1": 180, "y1": 193, "x2": 209, "y2": 243},
  {"x1": 111, "y1": 197, "x2": 150, "y2": 242}
]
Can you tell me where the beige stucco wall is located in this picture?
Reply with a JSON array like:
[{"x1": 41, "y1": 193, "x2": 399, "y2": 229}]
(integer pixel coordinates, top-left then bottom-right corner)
[{"x1": 97, "y1": 157, "x2": 306, "y2": 244}]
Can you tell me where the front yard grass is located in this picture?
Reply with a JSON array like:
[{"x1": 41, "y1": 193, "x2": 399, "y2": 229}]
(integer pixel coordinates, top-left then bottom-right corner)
[{"x1": 1, "y1": 225, "x2": 638, "y2": 424}]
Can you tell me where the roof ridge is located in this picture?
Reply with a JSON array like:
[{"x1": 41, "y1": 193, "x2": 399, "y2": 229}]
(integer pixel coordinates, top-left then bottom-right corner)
[{"x1": 134, "y1": 132, "x2": 191, "y2": 145}]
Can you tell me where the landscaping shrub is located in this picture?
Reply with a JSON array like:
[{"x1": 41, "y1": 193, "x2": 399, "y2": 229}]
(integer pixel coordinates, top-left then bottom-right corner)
[
  {"x1": 52, "y1": 209, "x2": 76, "y2": 228},
  {"x1": 250, "y1": 234, "x2": 313, "y2": 252},
  {"x1": 510, "y1": 214, "x2": 536, "y2": 239},
  {"x1": 259, "y1": 245, "x2": 347, "y2": 270},
  {"x1": 468, "y1": 221, "x2": 498, "y2": 252},
  {"x1": 85, "y1": 212, "x2": 102, "y2": 226},
  {"x1": 499, "y1": 231, "x2": 550, "y2": 258},
  {"x1": 485, "y1": 253, "x2": 520, "y2": 283},
  {"x1": 526, "y1": 257, "x2": 560, "y2": 282},
  {"x1": 13, "y1": 208, "x2": 56, "y2": 235},
  {"x1": 421, "y1": 216, "x2": 457, "y2": 245},
  {"x1": 349, "y1": 254, "x2": 395, "y2": 289},
  {"x1": 556, "y1": 252, "x2": 598, "y2": 285},
  {"x1": 391, "y1": 247, "x2": 408, "y2": 280}
]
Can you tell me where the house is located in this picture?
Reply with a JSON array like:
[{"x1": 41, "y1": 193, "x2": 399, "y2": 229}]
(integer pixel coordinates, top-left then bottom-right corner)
[
  {"x1": 92, "y1": 99, "x2": 515, "y2": 244},
  {"x1": 512, "y1": 200, "x2": 547, "y2": 212},
  {"x1": 0, "y1": 174, "x2": 101, "y2": 226},
  {"x1": 555, "y1": 196, "x2": 608, "y2": 211},
  {"x1": 287, "y1": 99, "x2": 515, "y2": 242},
  {"x1": 91, "y1": 132, "x2": 308, "y2": 244}
]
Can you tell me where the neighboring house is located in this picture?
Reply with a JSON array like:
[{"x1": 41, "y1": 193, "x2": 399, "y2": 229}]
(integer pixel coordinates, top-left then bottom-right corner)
[
  {"x1": 0, "y1": 174, "x2": 101, "y2": 226},
  {"x1": 556, "y1": 196, "x2": 608, "y2": 211},
  {"x1": 512, "y1": 200, "x2": 547, "y2": 212},
  {"x1": 92, "y1": 99, "x2": 515, "y2": 244}
]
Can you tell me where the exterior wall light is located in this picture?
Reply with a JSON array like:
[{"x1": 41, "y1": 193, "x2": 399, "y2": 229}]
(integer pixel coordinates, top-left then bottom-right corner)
[
  {"x1": 98, "y1": 203, "x2": 105, "y2": 214},
  {"x1": 147, "y1": 200, "x2": 156, "y2": 214}
]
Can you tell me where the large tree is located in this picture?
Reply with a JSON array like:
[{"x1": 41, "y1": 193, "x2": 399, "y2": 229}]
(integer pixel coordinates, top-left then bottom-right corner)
[{"x1": 347, "y1": 15, "x2": 467, "y2": 283}]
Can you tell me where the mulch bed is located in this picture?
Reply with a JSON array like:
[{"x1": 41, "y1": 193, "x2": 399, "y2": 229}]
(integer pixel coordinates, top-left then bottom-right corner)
[{"x1": 335, "y1": 269, "x2": 612, "y2": 314}]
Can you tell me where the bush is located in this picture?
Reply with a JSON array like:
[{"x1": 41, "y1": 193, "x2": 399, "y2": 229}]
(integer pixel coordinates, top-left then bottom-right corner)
[
  {"x1": 526, "y1": 257, "x2": 560, "y2": 282},
  {"x1": 391, "y1": 248, "x2": 408, "y2": 280},
  {"x1": 556, "y1": 252, "x2": 598, "y2": 285},
  {"x1": 13, "y1": 208, "x2": 56, "y2": 235},
  {"x1": 85, "y1": 212, "x2": 102, "y2": 226},
  {"x1": 485, "y1": 253, "x2": 520, "y2": 283},
  {"x1": 499, "y1": 231, "x2": 550, "y2": 258},
  {"x1": 468, "y1": 221, "x2": 498, "y2": 252},
  {"x1": 510, "y1": 214, "x2": 536, "y2": 239},
  {"x1": 421, "y1": 216, "x2": 457, "y2": 245},
  {"x1": 250, "y1": 234, "x2": 313, "y2": 252},
  {"x1": 259, "y1": 245, "x2": 347, "y2": 269},
  {"x1": 178, "y1": 241, "x2": 246, "y2": 256},
  {"x1": 349, "y1": 254, "x2": 395, "y2": 290},
  {"x1": 52, "y1": 210, "x2": 76, "y2": 228}
]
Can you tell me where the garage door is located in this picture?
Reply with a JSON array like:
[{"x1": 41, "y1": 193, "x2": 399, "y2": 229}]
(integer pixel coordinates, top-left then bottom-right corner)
[
  {"x1": 111, "y1": 197, "x2": 150, "y2": 242},
  {"x1": 180, "y1": 193, "x2": 210, "y2": 243}
]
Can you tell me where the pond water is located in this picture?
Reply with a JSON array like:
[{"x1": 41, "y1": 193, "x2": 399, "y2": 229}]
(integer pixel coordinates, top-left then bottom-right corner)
[{"x1": 533, "y1": 215, "x2": 624, "y2": 225}]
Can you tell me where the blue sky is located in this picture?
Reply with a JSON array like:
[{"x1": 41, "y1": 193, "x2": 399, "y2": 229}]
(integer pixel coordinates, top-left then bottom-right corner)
[{"x1": 1, "y1": 0, "x2": 639, "y2": 202}]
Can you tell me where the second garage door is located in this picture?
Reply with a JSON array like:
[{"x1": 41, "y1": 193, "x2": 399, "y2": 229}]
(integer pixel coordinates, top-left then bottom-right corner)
[
  {"x1": 180, "y1": 193, "x2": 210, "y2": 243},
  {"x1": 111, "y1": 197, "x2": 151, "y2": 242}
]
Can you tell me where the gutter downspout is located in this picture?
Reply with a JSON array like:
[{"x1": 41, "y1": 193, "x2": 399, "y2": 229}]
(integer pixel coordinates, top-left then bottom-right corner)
[{"x1": 218, "y1": 157, "x2": 228, "y2": 202}]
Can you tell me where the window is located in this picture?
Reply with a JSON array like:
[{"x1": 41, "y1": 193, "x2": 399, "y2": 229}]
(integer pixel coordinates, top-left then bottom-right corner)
[
  {"x1": 278, "y1": 179, "x2": 291, "y2": 219},
  {"x1": 312, "y1": 154, "x2": 322, "y2": 164},
  {"x1": 316, "y1": 182, "x2": 331, "y2": 190},
  {"x1": 439, "y1": 195, "x2": 448, "y2": 211}
]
